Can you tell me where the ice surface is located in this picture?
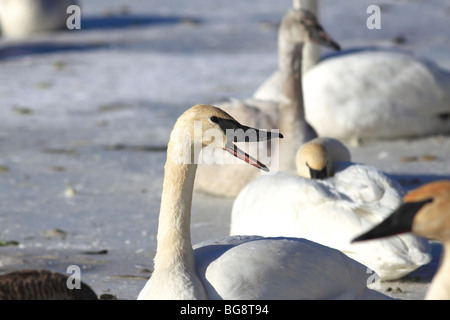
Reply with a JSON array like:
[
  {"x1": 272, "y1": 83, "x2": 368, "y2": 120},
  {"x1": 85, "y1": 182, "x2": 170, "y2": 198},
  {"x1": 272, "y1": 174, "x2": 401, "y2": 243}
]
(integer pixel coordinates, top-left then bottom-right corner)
[{"x1": 0, "y1": 0, "x2": 449, "y2": 300}]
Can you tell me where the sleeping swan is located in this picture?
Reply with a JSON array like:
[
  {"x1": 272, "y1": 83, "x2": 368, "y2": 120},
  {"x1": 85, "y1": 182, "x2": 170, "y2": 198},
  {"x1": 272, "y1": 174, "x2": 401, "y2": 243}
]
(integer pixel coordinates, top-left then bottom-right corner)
[
  {"x1": 295, "y1": 137, "x2": 351, "y2": 179},
  {"x1": 230, "y1": 138, "x2": 431, "y2": 280}
]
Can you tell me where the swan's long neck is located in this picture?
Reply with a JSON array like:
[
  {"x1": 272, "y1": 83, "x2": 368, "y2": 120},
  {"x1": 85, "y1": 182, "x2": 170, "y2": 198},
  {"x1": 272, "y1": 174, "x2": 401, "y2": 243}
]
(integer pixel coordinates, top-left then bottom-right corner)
[
  {"x1": 278, "y1": 40, "x2": 312, "y2": 171},
  {"x1": 425, "y1": 242, "x2": 450, "y2": 300},
  {"x1": 155, "y1": 150, "x2": 196, "y2": 272},
  {"x1": 293, "y1": 0, "x2": 320, "y2": 73},
  {"x1": 144, "y1": 129, "x2": 207, "y2": 299}
]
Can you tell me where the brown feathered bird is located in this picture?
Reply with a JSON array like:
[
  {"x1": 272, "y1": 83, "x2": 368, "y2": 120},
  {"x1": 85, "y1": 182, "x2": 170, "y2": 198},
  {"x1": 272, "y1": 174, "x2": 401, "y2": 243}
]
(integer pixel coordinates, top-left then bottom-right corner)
[{"x1": 0, "y1": 269, "x2": 98, "y2": 300}]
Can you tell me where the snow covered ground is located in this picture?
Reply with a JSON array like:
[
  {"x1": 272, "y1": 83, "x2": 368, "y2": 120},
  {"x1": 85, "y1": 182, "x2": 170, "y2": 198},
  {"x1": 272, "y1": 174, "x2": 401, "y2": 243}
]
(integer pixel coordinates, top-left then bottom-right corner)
[{"x1": 0, "y1": 0, "x2": 449, "y2": 300}]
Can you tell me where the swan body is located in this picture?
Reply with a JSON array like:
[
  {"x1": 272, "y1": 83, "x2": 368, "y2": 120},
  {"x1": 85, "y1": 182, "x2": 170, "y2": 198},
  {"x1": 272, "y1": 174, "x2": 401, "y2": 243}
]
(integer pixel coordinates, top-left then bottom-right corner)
[
  {"x1": 194, "y1": 8, "x2": 340, "y2": 198},
  {"x1": 353, "y1": 181, "x2": 450, "y2": 299},
  {"x1": 138, "y1": 104, "x2": 388, "y2": 300},
  {"x1": 231, "y1": 140, "x2": 431, "y2": 280},
  {"x1": 304, "y1": 51, "x2": 450, "y2": 141},
  {"x1": 193, "y1": 235, "x2": 387, "y2": 300},
  {"x1": 0, "y1": 0, "x2": 77, "y2": 38},
  {"x1": 0, "y1": 269, "x2": 98, "y2": 300},
  {"x1": 255, "y1": 50, "x2": 450, "y2": 142}
]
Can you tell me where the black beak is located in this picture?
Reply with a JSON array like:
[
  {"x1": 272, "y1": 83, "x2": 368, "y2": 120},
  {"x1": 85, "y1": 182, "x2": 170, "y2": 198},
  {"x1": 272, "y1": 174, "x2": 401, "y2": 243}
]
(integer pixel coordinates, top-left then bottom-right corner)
[
  {"x1": 307, "y1": 24, "x2": 341, "y2": 51},
  {"x1": 307, "y1": 163, "x2": 328, "y2": 180},
  {"x1": 352, "y1": 199, "x2": 433, "y2": 243},
  {"x1": 212, "y1": 117, "x2": 283, "y2": 172},
  {"x1": 214, "y1": 118, "x2": 283, "y2": 142}
]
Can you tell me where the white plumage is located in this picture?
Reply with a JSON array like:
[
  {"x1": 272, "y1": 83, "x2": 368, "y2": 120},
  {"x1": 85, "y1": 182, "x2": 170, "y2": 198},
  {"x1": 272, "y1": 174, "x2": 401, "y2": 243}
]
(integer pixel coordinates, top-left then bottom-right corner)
[
  {"x1": 304, "y1": 51, "x2": 450, "y2": 142},
  {"x1": 254, "y1": 49, "x2": 450, "y2": 143},
  {"x1": 231, "y1": 143, "x2": 432, "y2": 280},
  {"x1": 192, "y1": 235, "x2": 388, "y2": 300},
  {"x1": 139, "y1": 104, "x2": 389, "y2": 300},
  {"x1": 353, "y1": 181, "x2": 450, "y2": 300}
]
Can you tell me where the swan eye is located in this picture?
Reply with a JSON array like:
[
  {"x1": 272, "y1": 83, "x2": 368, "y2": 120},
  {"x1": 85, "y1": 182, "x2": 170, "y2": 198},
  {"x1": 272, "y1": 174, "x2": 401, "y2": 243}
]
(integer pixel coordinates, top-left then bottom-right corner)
[{"x1": 210, "y1": 116, "x2": 219, "y2": 123}]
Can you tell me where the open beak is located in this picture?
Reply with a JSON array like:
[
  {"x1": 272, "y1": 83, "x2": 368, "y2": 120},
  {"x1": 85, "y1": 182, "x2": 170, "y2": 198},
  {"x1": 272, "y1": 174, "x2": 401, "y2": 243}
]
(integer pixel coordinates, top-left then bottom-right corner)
[
  {"x1": 215, "y1": 117, "x2": 283, "y2": 172},
  {"x1": 225, "y1": 141, "x2": 269, "y2": 172},
  {"x1": 352, "y1": 199, "x2": 433, "y2": 243}
]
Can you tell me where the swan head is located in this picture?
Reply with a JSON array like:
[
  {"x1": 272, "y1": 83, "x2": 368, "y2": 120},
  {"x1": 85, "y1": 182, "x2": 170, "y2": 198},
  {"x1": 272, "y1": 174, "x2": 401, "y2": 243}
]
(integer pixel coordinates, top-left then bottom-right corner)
[
  {"x1": 295, "y1": 141, "x2": 329, "y2": 179},
  {"x1": 280, "y1": 8, "x2": 341, "y2": 51},
  {"x1": 296, "y1": 138, "x2": 351, "y2": 180},
  {"x1": 352, "y1": 180, "x2": 450, "y2": 243},
  {"x1": 171, "y1": 104, "x2": 283, "y2": 172}
]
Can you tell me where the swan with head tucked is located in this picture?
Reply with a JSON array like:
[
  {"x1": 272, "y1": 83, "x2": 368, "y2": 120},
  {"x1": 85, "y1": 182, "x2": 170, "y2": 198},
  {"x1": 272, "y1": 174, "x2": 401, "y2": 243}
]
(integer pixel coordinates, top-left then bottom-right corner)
[
  {"x1": 193, "y1": 8, "x2": 340, "y2": 198},
  {"x1": 230, "y1": 138, "x2": 431, "y2": 280},
  {"x1": 253, "y1": 2, "x2": 450, "y2": 143},
  {"x1": 0, "y1": 0, "x2": 78, "y2": 38},
  {"x1": 353, "y1": 181, "x2": 450, "y2": 299},
  {"x1": 295, "y1": 137, "x2": 351, "y2": 179},
  {"x1": 0, "y1": 269, "x2": 98, "y2": 300},
  {"x1": 138, "y1": 104, "x2": 389, "y2": 299}
]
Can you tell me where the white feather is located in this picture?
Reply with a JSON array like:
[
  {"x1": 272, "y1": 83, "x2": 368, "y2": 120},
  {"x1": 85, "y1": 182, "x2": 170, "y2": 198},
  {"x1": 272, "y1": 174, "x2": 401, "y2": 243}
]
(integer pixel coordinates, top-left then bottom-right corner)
[{"x1": 230, "y1": 163, "x2": 432, "y2": 280}]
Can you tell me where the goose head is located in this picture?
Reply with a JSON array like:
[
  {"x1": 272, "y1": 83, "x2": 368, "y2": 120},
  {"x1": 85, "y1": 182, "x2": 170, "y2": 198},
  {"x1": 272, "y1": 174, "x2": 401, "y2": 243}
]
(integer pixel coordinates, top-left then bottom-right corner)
[
  {"x1": 171, "y1": 104, "x2": 283, "y2": 172},
  {"x1": 352, "y1": 180, "x2": 450, "y2": 243},
  {"x1": 280, "y1": 8, "x2": 340, "y2": 51}
]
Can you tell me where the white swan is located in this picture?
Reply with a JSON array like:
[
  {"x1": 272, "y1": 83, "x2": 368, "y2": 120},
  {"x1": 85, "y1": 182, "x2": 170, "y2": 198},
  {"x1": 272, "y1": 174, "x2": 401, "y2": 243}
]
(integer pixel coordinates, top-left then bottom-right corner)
[
  {"x1": 303, "y1": 50, "x2": 450, "y2": 142},
  {"x1": 138, "y1": 104, "x2": 388, "y2": 300},
  {"x1": 353, "y1": 181, "x2": 450, "y2": 299},
  {"x1": 0, "y1": 269, "x2": 98, "y2": 300},
  {"x1": 253, "y1": 5, "x2": 450, "y2": 142},
  {"x1": 0, "y1": 0, "x2": 78, "y2": 38},
  {"x1": 230, "y1": 138, "x2": 432, "y2": 280},
  {"x1": 193, "y1": 8, "x2": 340, "y2": 198}
]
